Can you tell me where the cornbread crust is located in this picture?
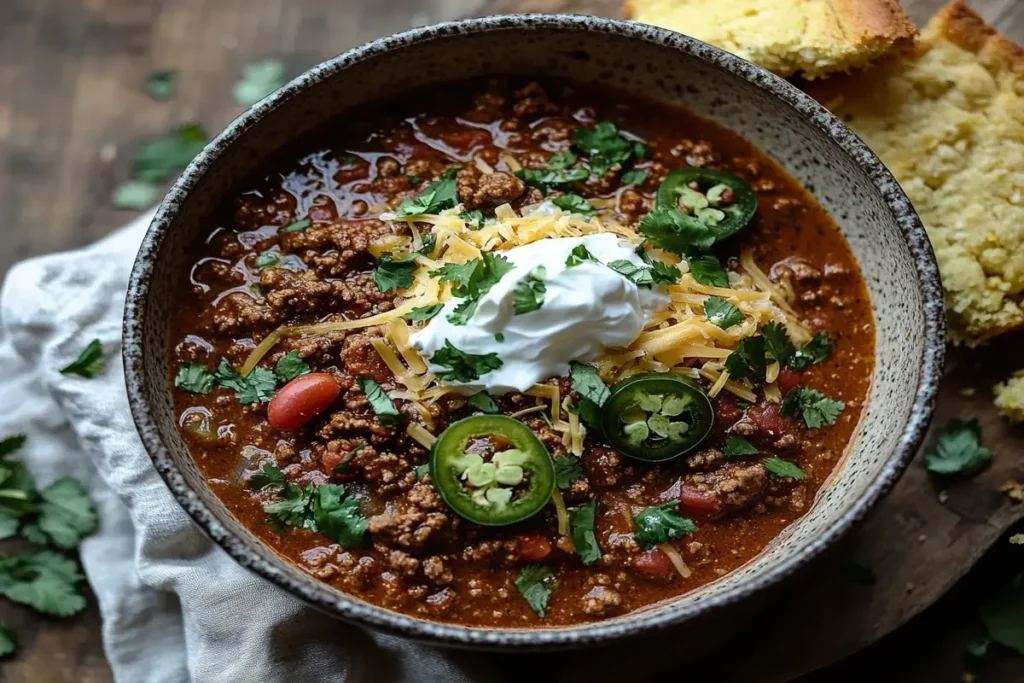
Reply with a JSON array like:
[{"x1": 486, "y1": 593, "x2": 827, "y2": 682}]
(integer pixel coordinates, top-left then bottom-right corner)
[
  {"x1": 815, "y1": 0, "x2": 1024, "y2": 346},
  {"x1": 623, "y1": 0, "x2": 917, "y2": 79}
]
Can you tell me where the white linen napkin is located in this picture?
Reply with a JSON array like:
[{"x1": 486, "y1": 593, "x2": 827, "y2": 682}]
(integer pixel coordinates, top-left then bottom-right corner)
[{"x1": 0, "y1": 213, "x2": 499, "y2": 682}]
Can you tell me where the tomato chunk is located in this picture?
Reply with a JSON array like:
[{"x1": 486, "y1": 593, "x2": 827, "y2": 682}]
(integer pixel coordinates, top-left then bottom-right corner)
[
  {"x1": 516, "y1": 533, "x2": 552, "y2": 562},
  {"x1": 267, "y1": 373, "x2": 340, "y2": 431},
  {"x1": 679, "y1": 485, "x2": 720, "y2": 518},
  {"x1": 632, "y1": 548, "x2": 675, "y2": 582},
  {"x1": 439, "y1": 128, "x2": 492, "y2": 151},
  {"x1": 776, "y1": 368, "x2": 801, "y2": 395}
]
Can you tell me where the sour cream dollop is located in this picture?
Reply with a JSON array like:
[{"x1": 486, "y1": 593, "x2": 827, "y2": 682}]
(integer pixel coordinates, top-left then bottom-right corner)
[{"x1": 410, "y1": 233, "x2": 670, "y2": 394}]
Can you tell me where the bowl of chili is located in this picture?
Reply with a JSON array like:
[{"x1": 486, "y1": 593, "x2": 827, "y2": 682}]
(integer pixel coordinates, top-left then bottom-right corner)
[{"x1": 123, "y1": 14, "x2": 945, "y2": 649}]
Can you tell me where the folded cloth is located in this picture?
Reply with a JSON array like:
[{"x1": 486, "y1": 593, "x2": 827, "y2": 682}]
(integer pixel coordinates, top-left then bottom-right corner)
[{"x1": 0, "y1": 214, "x2": 499, "y2": 682}]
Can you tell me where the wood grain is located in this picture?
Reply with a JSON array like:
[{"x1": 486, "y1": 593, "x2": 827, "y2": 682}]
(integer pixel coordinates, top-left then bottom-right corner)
[{"x1": 0, "y1": 0, "x2": 1021, "y2": 681}]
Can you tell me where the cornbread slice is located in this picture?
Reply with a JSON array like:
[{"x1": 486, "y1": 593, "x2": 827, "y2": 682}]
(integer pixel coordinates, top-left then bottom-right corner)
[
  {"x1": 623, "y1": 0, "x2": 917, "y2": 79},
  {"x1": 816, "y1": 0, "x2": 1024, "y2": 346},
  {"x1": 995, "y1": 371, "x2": 1024, "y2": 422}
]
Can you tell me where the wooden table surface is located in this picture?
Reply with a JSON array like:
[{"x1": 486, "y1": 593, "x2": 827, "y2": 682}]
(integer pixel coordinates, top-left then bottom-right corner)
[{"x1": 1, "y1": 1, "x2": 1022, "y2": 681}]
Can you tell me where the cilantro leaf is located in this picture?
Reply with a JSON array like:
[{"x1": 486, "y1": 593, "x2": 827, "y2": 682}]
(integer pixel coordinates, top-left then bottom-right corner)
[
  {"x1": 174, "y1": 364, "x2": 215, "y2": 394},
  {"x1": 447, "y1": 297, "x2": 482, "y2": 327},
  {"x1": 513, "y1": 266, "x2": 547, "y2": 315},
  {"x1": 467, "y1": 391, "x2": 500, "y2": 414},
  {"x1": 494, "y1": 333, "x2": 505, "y2": 342},
  {"x1": 780, "y1": 386, "x2": 845, "y2": 429},
  {"x1": 724, "y1": 336, "x2": 767, "y2": 382},
  {"x1": 621, "y1": 169, "x2": 648, "y2": 185},
  {"x1": 357, "y1": 377, "x2": 403, "y2": 426},
  {"x1": 0, "y1": 549, "x2": 87, "y2": 617},
  {"x1": 633, "y1": 502, "x2": 697, "y2": 550},
  {"x1": 32, "y1": 478, "x2": 98, "y2": 550},
  {"x1": 130, "y1": 123, "x2": 208, "y2": 184},
  {"x1": 432, "y1": 253, "x2": 514, "y2": 325},
  {"x1": 255, "y1": 250, "x2": 281, "y2": 270},
  {"x1": 214, "y1": 359, "x2": 277, "y2": 404},
  {"x1": 638, "y1": 207, "x2": 716, "y2": 255},
  {"x1": 649, "y1": 259, "x2": 681, "y2": 285},
  {"x1": 570, "y1": 499, "x2": 602, "y2": 565},
  {"x1": 264, "y1": 484, "x2": 316, "y2": 530},
  {"x1": 789, "y1": 332, "x2": 834, "y2": 370},
  {"x1": 608, "y1": 260, "x2": 658, "y2": 288},
  {"x1": 515, "y1": 564, "x2": 555, "y2": 618},
  {"x1": 431, "y1": 260, "x2": 482, "y2": 291},
  {"x1": 553, "y1": 456, "x2": 583, "y2": 490},
  {"x1": 59, "y1": 339, "x2": 104, "y2": 378},
  {"x1": 274, "y1": 351, "x2": 310, "y2": 383},
  {"x1": 0, "y1": 436, "x2": 26, "y2": 459},
  {"x1": 548, "y1": 150, "x2": 578, "y2": 170},
  {"x1": 552, "y1": 194, "x2": 593, "y2": 217},
  {"x1": 763, "y1": 457, "x2": 805, "y2": 479},
  {"x1": 724, "y1": 436, "x2": 758, "y2": 456},
  {"x1": 414, "y1": 463, "x2": 430, "y2": 479},
  {"x1": 924, "y1": 419, "x2": 993, "y2": 477},
  {"x1": 419, "y1": 234, "x2": 437, "y2": 257},
  {"x1": 571, "y1": 121, "x2": 647, "y2": 177},
  {"x1": 144, "y1": 70, "x2": 176, "y2": 100},
  {"x1": 332, "y1": 445, "x2": 366, "y2": 475},
  {"x1": 405, "y1": 304, "x2": 444, "y2": 322},
  {"x1": 279, "y1": 218, "x2": 311, "y2": 234},
  {"x1": 311, "y1": 484, "x2": 370, "y2": 548},
  {"x1": 515, "y1": 167, "x2": 589, "y2": 193},
  {"x1": 407, "y1": 174, "x2": 423, "y2": 187},
  {"x1": 0, "y1": 622, "x2": 15, "y2": 657},
  {"x1": 234, "y1": 59, "x2": 286, "y2": 106},
  {"x1": 566, "y1": 244, "x2": 598, "y2": 268},
  {"x1": 373, "y1": 254, "x2": 417, "y2": 293},
  {"x1": 112, "y1": 180, "x2": 160, "y2": 210},
  {"x1": 704, "y1": 296, "x2": 744, "y2": 329},
  {"x1": 396, "y1": 168, "x2": 459, "y2": 216},
  {"x1": 569, "y1": 362, "x2": 609, "y2": 407},
  {"x1": 761, "y1": 321, "x2": 795, "y2": 366},
  {"x1": 461, "y1": 210, "x2": 485, "y2": 229},
  {"x1": 249, "y1": 463, "x2": 286, "y2": 490},
  {"x1": 430, "y1": 341, "x2": 502, "y2": 383},
  {"x1": 687, "y1": 253, "x2": 730, "y2": 288},
  {"x1": 980, "y1": 574, "x2": 1024, "y2": 655}
]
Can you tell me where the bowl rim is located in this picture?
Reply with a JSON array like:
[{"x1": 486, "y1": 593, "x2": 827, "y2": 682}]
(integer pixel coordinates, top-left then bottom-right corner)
[{"x1": 122, "y1": 13, "x2": 946, "y2": 648}]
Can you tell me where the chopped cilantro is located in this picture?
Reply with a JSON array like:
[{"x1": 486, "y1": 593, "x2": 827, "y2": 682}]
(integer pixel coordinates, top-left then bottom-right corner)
[
  {"x1": 357, "y1": 377, "x2": 403, "y2": 426},
  {"x1": 233, "y1": 59, "x2": 286, "y2": 106},
  {"x1": 414, "y1": 463, "x2": 430, "y2": 479},
  {"x1": 0, "y1": 623, "x2": 14, "y2": 657},
  {"x1": 407, "y1": 174, "x2": 423, "y2": 186},
  {"x1": 724, "y1": 336, "x2": 767, "y2": 382},
  {"x1": 608, "y1": 259, "x2": 677, "y2": 288},
  {"x1": 214, "y1": 359, "x2": 277, "y2": 404},
  {"x1": 467, "y1": 391, "x2": 500, "y2": 414},
  {"x1": 461, "y1": 210, "x2": 485, "y2": 229},
  {"x1": 494, "y1": 332, "x2": 505, "y2": 342},
  {"x1": 704, "y1": 296, "x2": 744, "y2": 329},
  {"x1": 569, "y1": 362, "x2": 610, "y2": 407},
  {"x1": 570, "y1": 499, "x2": 602, "y2": 565},
  {"x1": 111, "y1": 181, "x2": 160, "y2": 210},
  {"x1": 279, "y1": 218, "x2": 311, "y2": 234},
  {"x1": 515, "y1": 564, "x2": 555, "y2": 618},
  {"x1": 264, "y1": 480, "x2": 369, "y2": 548},
  {"x1": 621, "y1": 169, "x2": 648, "y2": 185},
  {"x1": 638, "y1": 207, "x2": 716, "y2": 255},
  {"x1": 396, "y1": 168, "x2": 459, "y2": 217},
  {"x1": 547, "y1": 150, "x2": 578, "y2": 170},
  {"x1": 649, "y1": 259, "x2": 682, "y2": 285},
  {"x1": 274, "y1": 351, "x2": 310, "y2": 382},
  {"x1": 566, "y1": 244, "x2": 598, "y2": 268},
  {"x1": 571, "y1": 121, "x2": 647, "y2": 177},
  {"x1": 447, "y1": 297, "x2": 481, "y2": 326},
  {"x1": 332, "y1": 444, "x2": 366, "y2": 474},
  {"x1": 552, "y1": 194, "x2": 593, "y2": 216},
  {"x1": 174, "y1": 363, "x2": 215, "y2": 394},
  {"x1": 724, "y1": 436, "x2": 758, "y2": 456},
  {"x1": 432, "y1": 253, "x2": 513, "y2": 326},
  {"x1": 0, "y1": 436, "x2": 27, "y2": 459},
  {"x1": 924, "y1": 419, "x2": 993, "y2": 477},
  {"x1": 0, "y1": 549, "x2": 88, "y2": 618},
  {"x1": 404, "y1": 304, "x2": 444, "y2": 322},
  {"x1": 144, "y1": 69, "x2": 177, "y2": 100},
  {"x1": 763, "y1": 457, "x2": 805, "y2": 479},
  {"x1": 633, "y1": 502, "x2": 697, "y2": 549},
  {"x1": 513, "y1": 266, "x2": 547, "y2": 315},
  {"x1": 249, "y1": 463, "x2": 287, "y2": 490},
  {"x1": 29, "y1": 478, "x2": 99, "y2": 550},
  {"x1": 789, "y1": 332, "x2": 834, "y2": 369},
  {"x1": 255, "y1": 249, "x2": 281, "y2": 270},
  {"x1": 780, "y1": 386, "x2": 845, "y2": 429},
  {"x1": 687, "y1": 253, "x2": 730, "y2": 288},
  {"x1": 515, "y1": 167, "x2": 589, "y2": 193},
  {"x1": 553, "y1": 456, "x2": 583, "y2": 490},
  {"x1": 129, "y1": 123, "x2": 208, "y2": 184},
  {"x1": 430, "y1": 341, "x2": 502, "y2": 382},
  {"x1": 373, "y1": 254, "x2": 418, "y2": 293},
  {"x1": 762, "y1": 321, "x2": 795, "y2": 366},
  {"x1": 60, "y1": 340, "x2": 104, "y2": 379}
]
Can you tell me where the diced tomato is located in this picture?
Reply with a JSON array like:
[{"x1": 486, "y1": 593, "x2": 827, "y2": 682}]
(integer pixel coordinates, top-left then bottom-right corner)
[
  {"x1": 809, "y1": 316, "x2": 829, "y2": 334},
  {"x1": 679, "y1": 485, "x2": 720, "y2": 518},
  {"x1": 321, "y1": 449, "x2": 358, "y2": 480},
  {"x1": 632, "y1": 548, "x2": 675, "y2": 582},
  {"x1": 439, "y1": 128, "x2": 492, "y2": 151},
  {"x1": 516, "y1": 533, "x2": 553, "y2": 562},
  {"x1": 776, "y1": 368, "x2": 801, "y2": 395},
  {"x1": 267, "y1": 373, "x2": 341, "y2": 431},
  {"x1": 713, "y1": 394, "x2": 743, "y2": 425},
  {"x1": 747, "y1": 403, "x2": 791, "y2": 436}
]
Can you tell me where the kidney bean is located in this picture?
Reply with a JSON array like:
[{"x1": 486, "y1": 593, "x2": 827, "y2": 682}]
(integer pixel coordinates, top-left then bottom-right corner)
[
  {"x1": 632, "y1": 548, "x2": 675, "y2": 582},
  {"x1": 516, "y1": 532, "x2": 553, "y2": 562},
  {"x1": 267, "y1": 373, "x2": 340, "y2": 431}
]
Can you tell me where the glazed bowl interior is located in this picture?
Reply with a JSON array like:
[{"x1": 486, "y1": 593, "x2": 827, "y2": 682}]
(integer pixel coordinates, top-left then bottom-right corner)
[{"x1": 124, "y1": 15, "x2": 943, "y2": 648}]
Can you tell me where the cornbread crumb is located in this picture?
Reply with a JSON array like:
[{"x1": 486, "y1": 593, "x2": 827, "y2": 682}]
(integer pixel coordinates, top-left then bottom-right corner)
[
  {"x1": 816, "y1": 1, "x2": 1024, "y2": 345},
  {"x1": 995, "y1": 371, "x2": 1024, "y2": 422},
  {"x1": 623, "y1": 0, "x2": 916, "y2": 79}
]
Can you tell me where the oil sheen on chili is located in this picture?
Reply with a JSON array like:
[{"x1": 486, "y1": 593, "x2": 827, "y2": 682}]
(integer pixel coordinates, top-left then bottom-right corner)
[{"x1": 169, "y1": 78, "x2": 875, "y2": 627}]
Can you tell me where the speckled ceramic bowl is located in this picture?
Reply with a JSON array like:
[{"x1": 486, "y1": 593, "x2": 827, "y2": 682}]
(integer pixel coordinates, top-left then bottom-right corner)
[{"x1": 123, "y1": 15, "x2": 945, "y2": 649}]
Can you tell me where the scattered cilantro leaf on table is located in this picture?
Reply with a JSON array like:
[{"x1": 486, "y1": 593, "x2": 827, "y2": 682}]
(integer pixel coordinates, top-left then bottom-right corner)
[
  {"x1": 274, "y1": 351, "x2": 310, "y2": 383},
  {"x1": 31, "y1": 478, "x2": 98, "y2": 550},
  {"x1": 0, "y1": 549, "x2": 87, "y2": 617},
  {"x1": 144, "y1": 70, "x2": 176, "y2": 100},
  {"x1": 112, "y1": 180, "x2": 161, "y2": 210},
  {"x1": 357, "y1": 377, "x2": 403, "y2": 426},
  {"x1": 0, "y1": 435, "x2": 28, "y2": 458},
  {"x1": 515, "y1": 564, "x2": 555, "y2": 618},
  {"x1": 925, "y1": 419, "x2": 993, "y2": 477},
  {"x1": 633, "y1": 502, "x2": 697, "y2": 549},
  {"x1": 0, "y1": 623, "x2": 14, "y2": 657},
  {"x1": 570, "y1": 499, "x2": 602, "y2": 566},
  {"x1": 234, "y1": 59, "x2": 286, "y2": 107},
  {"x1": 130, "y1": 123, "x2": 209, "y2": 184},
  {"x1": 780, "y1": 386, "x2": 845, "y2": 429},
  {"x1": 60, "y1": 339, "x2": 105, "y2": 378},
  {"x1": 980, "y1": 573, "x2": 1024, "y2": 655}
]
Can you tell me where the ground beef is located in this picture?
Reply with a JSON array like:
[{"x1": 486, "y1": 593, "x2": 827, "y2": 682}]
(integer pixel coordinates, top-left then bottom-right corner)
[
  {"x1": 369, "y1": 511, "x2": 450, "y2": 552},
  {"x1": 581, "y1": 586, "x2": 623, "y2": 617},
  {"x1": 512, "y1": 82, "x2": 557, "y2": 118},
  {"x1": 685, "y1": 448, "x2": 726, "y2": 472},
  {"x1": 205, "y1": 292, "x2": 277, "y2": 335},
  {"x1": 422, "y1": 556, "x2": 453, "y2": 585},
  {"x1": 684, "y1": 462, "x2": 768, "y2": 517},
  {"x1": 350, "y1": 446, "x2": 417, "y2": 498},
  {"x1": 341, "y1": 332, "x2": 391, "y2": 384},
  {"x1": 261, "y1": 268, "x2": 392, "y2": 319},
  {"x1": 584, "y1": 447, "x2": 637, "y2": 487},
  {"x1": 456, "y1": 169, "x2": 526, "y2": 209}
]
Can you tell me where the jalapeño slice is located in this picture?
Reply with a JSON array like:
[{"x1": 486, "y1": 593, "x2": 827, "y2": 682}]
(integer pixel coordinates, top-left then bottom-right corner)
[
  {"x1": 655, "y1": 168, "x2": 757, "y2": 242},
  {"x1": 601, "y1": 373, "x2": 714, "y2": 462},
  {"x1": 430, "y1": 415, "x2": 555, "y2": 526}
]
